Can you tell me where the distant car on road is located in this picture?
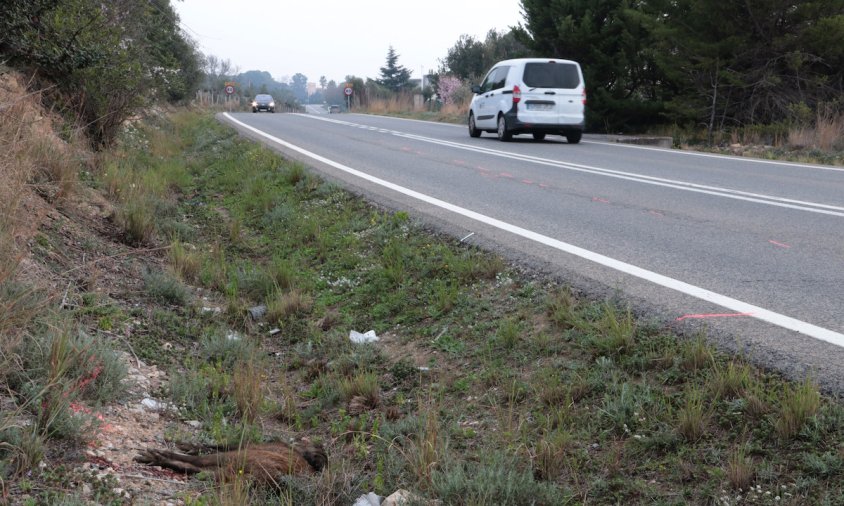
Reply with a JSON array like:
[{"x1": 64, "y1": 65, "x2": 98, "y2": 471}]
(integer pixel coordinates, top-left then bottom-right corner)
[
  {"x1": 328, "y1": 104, "x2": 341, "y2": 114},
  {"x1": 252, "y1": 94, "x2": 275, "y2": 113}
]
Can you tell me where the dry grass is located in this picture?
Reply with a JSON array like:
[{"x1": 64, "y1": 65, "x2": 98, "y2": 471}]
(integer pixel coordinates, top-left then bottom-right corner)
[
  {"x1": 727, "y1": 446, "x2": 754, "y2": 490},
  {"x1": 233, "y1": 354, "x2": 266, "y2": 424},
  {"x1": 775, "y1": 377, "x2": 821, "y2": 440},
  {"x1": 710, "y1": 360, "x2": 751, "y2": 399},
  {"x1": 168, "y1": 240, "x2": 200, "y2": 283},
  {"x1": 266, "y1": 288, "x2": 312, "y2": 322},
  {"x1": 0, "y1": 74, "x2": 53, "y2": 369},
  {"x1": 367, "y1": 94, "x2": 417, "y2": 114},
  {"x1": 677, "y1": 386, "x2": 708, "y2": 442},
  {"x1": 535, "y1": 429, "x2": 572, "y2": 480},
  {"x1": 412, "y1": 400, "x2": 442, "y2": 487},
  {"x1": 788, "y1": 111, "x2": 844, "y2": 151},
  {"x1": 338, "y1": 372, "x2": 380, "y2": 409},
  {"x1": 681, "y1": 332, "x2": 712, "y2": 371}
]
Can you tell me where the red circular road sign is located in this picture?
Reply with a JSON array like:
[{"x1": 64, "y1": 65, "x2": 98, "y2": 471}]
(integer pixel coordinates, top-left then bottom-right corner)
[
  {"x1": 344, "y1": 86, "x2": 353, "y2": 96},
  {"x1": 224, "y1": 85, "x2": 235, "y2": 95}
]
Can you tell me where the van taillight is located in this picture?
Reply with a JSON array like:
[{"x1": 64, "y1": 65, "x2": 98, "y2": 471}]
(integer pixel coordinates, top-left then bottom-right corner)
[
  {"x1": 513, "y1": 85, "x2": 521, "y2": 104},
  {"x1": 582, "y1": 89, "x2": 587, "y2": 105}
]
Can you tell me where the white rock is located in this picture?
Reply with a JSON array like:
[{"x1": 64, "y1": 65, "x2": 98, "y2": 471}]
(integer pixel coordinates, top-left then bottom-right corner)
[
  {"x1": 383, "y1": 490, "x2": 427, "y2": 506},
  {"x1": 141, "y1": 398, "x2": 166, "y2": 412}
]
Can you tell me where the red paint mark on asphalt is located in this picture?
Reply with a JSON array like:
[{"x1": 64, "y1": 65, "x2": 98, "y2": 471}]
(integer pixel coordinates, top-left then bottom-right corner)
[
  {"x1": 522, "y1": 179, "x2": 534, "y2": 184},
  {"x1": 401, "y1": 147, "x2": 412, "y2": 152},
  {"x1": 592, "y1": 197, "x2": 610, "y2": 203},
  {"x1": 539, "y1": 183, "x2": 549, "y2": 189},
  {"x1": 648, "y1": 210, "x2": 664, "y2": 217},
  {"x1": 500, "y1": 172, "x2": 514, "y2": 178},
  {"x1": 769, "y1": 240, "x2": 791, "y2": 249},
  {"x1": 676, "y1": 312, "x2": 754, "y2": 322}
]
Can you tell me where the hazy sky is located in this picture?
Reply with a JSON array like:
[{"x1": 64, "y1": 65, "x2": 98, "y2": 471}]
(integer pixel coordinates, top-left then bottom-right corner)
[{"x1": 172, "y1": 0, "x2": 525, "y2": 85}]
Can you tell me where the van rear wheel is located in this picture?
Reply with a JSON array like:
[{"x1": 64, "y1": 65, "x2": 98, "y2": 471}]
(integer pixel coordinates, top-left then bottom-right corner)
[
  {"x1": 565, "y1": 131, "x2": 582, "y2": 144},
  {"x1": 497, "y1": 115, "x2": 512, "y2": 142}
]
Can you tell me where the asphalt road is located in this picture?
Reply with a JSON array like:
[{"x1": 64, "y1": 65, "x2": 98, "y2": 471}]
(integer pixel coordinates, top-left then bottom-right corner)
[{"x1": 221, "y1": 111, "x2": 844, "y2": 396}]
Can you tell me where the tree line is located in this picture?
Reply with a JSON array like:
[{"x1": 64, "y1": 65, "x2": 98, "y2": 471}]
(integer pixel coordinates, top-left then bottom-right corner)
[{"x1": 440, "y1": 0, "x2": 844, "y2": 134}]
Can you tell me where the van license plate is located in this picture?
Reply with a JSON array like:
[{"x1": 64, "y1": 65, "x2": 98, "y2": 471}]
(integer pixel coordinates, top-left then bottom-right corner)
[{"x1": 527, "y1": 103, "x2": 554, "y2": 111}]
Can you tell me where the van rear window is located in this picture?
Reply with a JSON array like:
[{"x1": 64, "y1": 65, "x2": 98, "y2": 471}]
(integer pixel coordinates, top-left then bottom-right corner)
[{"x1": 522, "y1": 62, "x2": 580, "y2": 89}]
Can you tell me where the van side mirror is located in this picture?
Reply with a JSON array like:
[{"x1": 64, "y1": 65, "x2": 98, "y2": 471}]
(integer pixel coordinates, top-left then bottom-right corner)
[{"x1": 471, "y1": 85, "x2": 482, "y2": 94}]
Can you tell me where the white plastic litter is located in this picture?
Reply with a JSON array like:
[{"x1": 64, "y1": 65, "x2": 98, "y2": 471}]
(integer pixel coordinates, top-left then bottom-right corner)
[
  {"x1": 352, "y1": 492, "x2": 381, "y2": 506},
  {"x1": 349, "y1": 330, "x2": 379, "y2": 343}
]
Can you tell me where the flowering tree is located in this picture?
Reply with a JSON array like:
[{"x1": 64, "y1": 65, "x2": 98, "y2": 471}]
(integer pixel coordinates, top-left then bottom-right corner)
[{"x1": 437, "y1": 75, "x2": 463, "y2": 105}]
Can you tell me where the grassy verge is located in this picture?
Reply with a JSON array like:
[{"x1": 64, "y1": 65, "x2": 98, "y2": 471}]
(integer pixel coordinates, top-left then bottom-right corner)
[{"x1": 3, "y1": 106, "x2": 843, "y2": 505}]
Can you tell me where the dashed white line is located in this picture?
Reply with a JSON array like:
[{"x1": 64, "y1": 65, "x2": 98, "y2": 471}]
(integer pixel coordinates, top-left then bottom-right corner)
[{"x1": 300, "y1": 114, "x2": 844, "y2": 217}]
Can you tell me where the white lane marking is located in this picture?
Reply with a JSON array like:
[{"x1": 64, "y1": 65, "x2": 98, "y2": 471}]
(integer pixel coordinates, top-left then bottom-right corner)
[
  {"x1": 330, "y1": 112, "x2": 844, "y2": 171},
  {"x1": 582, "y1": 140, "x2": 844, "y2": 172},
  {"x1": 300, "y1": 114, "x2": 844, "y2": 217},
  {"x1": 222, "y1": 112, "x2": 844, "y2": 349}
]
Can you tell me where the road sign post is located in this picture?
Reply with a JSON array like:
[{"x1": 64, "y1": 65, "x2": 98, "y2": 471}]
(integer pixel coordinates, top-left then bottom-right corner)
[{"x1": 344, "y1": 85, "x2": 353, "y2": 111}]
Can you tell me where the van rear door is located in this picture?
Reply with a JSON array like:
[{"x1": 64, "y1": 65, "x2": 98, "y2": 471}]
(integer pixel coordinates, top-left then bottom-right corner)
[{"x1": 521, "y1": 61, "x2": 583, "y2": 125}]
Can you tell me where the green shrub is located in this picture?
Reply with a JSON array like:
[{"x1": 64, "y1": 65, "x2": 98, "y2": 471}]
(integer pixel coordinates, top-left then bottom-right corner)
[
  {"x1": 431, "y1": 452, "x2": 570, "y2": 505},
  {"x1": 143, "y1": 270, "x2": 189, "y2": 306}
]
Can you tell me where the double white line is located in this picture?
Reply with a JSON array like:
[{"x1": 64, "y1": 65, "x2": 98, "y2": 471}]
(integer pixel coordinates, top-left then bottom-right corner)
[{"x1": 398, "y1": 132, "x2": 844, "y2": 217}]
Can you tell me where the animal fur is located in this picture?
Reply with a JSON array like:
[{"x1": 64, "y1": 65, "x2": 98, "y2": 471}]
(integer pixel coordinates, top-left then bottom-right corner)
[{"x1": 134, "y1": 440, "x2": 326, "y2": 485}]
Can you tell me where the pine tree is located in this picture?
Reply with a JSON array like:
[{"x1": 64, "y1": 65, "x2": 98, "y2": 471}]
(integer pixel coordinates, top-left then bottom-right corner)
[{"x1": 377, "y1": 46, "x2": 412, "y2": 92}]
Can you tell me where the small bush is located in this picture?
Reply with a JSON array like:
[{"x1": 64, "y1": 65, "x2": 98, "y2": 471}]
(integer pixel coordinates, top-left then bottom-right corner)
[
  {"x1": 0, "y1": 426, "x2": 46, "y2": 477},
  {"x1": 431, "y1": 452, "x2": 569, "y2": 504},
  {"x1": 547, "y1": 288, "x2": 585, "y2": 330},
  {"x1": 284, "y1": 163, "x2": 308, "y2": 186},
  {"x1": 14, "y1": 323, "x2": 127, "y2": 440},
  {"x1": 599, "y1": 382, "x2": 639, "y2": 435},
  {"x1": 495, "y1": 318, "x2": 521, "y2": 350},
  {"x1": 199, "y1": 330, "x2": 256, "y2": 370},
  {"x1": 143, "y1": 270, "x2": 189, "y2": 306}
]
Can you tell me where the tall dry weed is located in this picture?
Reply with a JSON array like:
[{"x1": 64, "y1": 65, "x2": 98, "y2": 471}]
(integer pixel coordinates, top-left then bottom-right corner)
[
  {"x1": 0, "y1": 74, "x2": 39, "y2": 359},
  {"x1": 787, "y1": 109, "x2": 844, "y2": 151}
]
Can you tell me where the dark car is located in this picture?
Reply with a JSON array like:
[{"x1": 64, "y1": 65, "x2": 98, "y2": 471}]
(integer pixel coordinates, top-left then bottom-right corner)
[
  {"x1": 328, "y1": 104, "x2": 341, "y2": 114},
  {"x1": 252, "y1": 94, "x2": 275, "y2": 113}
]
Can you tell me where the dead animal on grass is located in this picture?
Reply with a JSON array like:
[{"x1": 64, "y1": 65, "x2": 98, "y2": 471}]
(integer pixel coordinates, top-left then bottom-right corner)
[{"x1": 134, "y1": 440, "x2": 326, "y2": 485}]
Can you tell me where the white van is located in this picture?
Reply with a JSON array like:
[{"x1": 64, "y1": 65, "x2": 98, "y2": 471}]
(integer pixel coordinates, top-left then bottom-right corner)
[{"x1": 468, "y1": 58, "x2": 586, "y2": 143}]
